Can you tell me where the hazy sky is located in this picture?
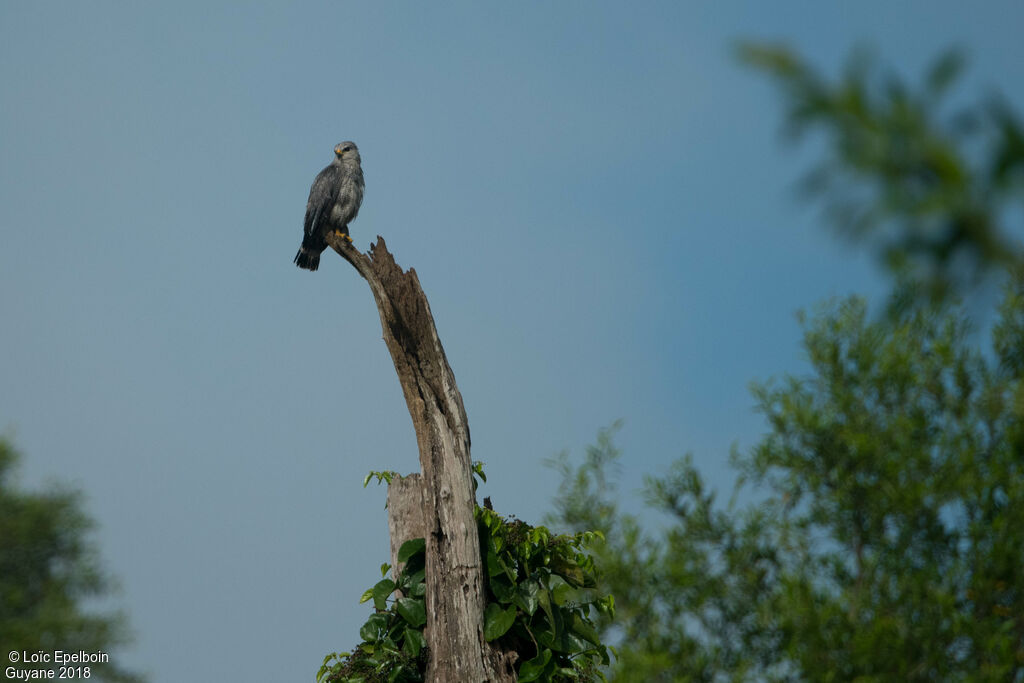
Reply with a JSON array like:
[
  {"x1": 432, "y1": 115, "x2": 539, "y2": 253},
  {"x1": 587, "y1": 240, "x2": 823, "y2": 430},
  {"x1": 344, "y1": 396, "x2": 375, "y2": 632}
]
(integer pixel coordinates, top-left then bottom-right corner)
[{"x1": 3, "y1": 2, "x2": 1023, "y2": 681}]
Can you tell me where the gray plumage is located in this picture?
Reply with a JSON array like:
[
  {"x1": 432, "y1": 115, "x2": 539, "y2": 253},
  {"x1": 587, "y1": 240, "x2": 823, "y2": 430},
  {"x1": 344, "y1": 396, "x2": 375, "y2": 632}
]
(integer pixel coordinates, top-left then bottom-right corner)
[{"x1": 294, "y1": 141, "x2": 364, "y2": 271}]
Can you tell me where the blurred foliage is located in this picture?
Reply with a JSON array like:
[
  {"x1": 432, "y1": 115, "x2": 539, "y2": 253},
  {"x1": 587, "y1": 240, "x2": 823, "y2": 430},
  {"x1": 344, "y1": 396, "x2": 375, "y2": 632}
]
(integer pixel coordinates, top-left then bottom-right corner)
[
  {"x1": 548, "y1": 275, "x2": 1024, "y2": 681},
  {"x1": 739, "y1": 43, "x2": 1024, "y2": 304},
  {"x1": 318, "y1": 499, "x2": 612, "y2": 683},
  {"x1": 0, "y1": 438, "x2": 144, "y2": 683},
  {"x1": 546, "y1": 44, "x2": 1024, "y2": 682}
]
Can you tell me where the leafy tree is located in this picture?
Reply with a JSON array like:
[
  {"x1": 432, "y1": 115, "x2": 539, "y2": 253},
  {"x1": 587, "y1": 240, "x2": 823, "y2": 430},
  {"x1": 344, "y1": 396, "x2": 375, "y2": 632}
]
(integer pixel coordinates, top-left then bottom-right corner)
[
  {"x1": 547, "y1": 46, "x2": 1024, "y2": 682},
  {"x1": 739, "y1": 44, "x2": 1024, "y2": 305},
  {"x1": 0, "y1": 438, "x2": 144, "y2": 683},
  {"x1": 550, "y1": 277, "x2": 1024, "y2": 682}
]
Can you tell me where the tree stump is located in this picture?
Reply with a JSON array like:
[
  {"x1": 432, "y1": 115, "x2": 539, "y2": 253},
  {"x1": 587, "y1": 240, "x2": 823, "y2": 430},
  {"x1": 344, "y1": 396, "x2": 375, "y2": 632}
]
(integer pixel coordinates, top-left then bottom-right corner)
[{"x1": 326, "y1": 234, "x2": 516, "y2": 682}]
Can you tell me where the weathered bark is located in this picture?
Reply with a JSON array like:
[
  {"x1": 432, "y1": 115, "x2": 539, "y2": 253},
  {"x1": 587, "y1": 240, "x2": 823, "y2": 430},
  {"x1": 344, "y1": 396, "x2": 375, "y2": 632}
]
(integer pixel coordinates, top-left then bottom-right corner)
[
  {"x1": 385, "y1": 473, "x2": 427, "y2": 582},
  {"x1": 327, "y1": 234, "x2": 516, "y2": 683}
]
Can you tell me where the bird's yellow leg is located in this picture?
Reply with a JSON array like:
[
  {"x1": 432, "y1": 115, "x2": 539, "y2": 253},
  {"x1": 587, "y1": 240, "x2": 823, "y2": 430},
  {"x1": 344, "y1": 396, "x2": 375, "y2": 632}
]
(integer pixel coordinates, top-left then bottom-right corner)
[{"x1": 333, "y1": 230, "x2": 353, "y2": 243}]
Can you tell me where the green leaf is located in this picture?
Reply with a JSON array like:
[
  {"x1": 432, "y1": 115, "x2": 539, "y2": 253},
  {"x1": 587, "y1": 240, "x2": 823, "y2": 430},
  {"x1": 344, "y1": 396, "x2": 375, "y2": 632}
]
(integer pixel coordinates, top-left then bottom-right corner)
[
  {"x1": 535, "y1": 604, "x2": 589, "y2": 654},
  {"x1": 569, "y1": 610, "x2": 602, "y2": 646},
  {"x1": 386, "y1": 622, "x2": 406, "y2": 646},
  {"x1": 397, "y1": 538, "x2": 426, "y2": 563},
  {"x1": 518, "y1": 648, "x2": 552, "y2": 682},
  {"x1": 483, "y1": 603, "x2": 517, "y2": 641},
  {"x1": 403, "y1": 628, "x2": 426, "y2": 658},
  {"x1": 380, "y1": 635, "x2": 400, "y2": 655},
  {"x1": 925, "y1": 49, "x2": 964, "y2": 97},
  {"x1": 490, "y1": 574, "x2": 515, "y2": 603},
  {"x1": 396, "y1": 596, "x2": 427, "y2": 627},
  {"x1": 549, "y1": 553, "x2": 588, "y2": 587},
  {"x1": 485, "y1": 547, "x2": 503, "y2": 577},
  {"x1": 359, "y1": 613, "x2": 389, "y2": 643},
  {"x1": 558, "y1": 629, "x2": 590, "y2": 655},
  {"x1": 535, "y1": 588, "x2": 556, "y2": 638},
  {"x1": 515, "y1": 578, "x2": 541, "y2": 615},
  {"x1": 372, "y1": 578, "x2": 396, "y2": 610},
  {"x1": 480, "y1": 508, "x2": 501, "y2": 531},
  {"x1": 399, "y1": 566, "x2": 426, "y2": 596},
  {"x1": 408, "y1": 572, "x2": 427, "y2": 597},
  {"x1": 401, "y1": 551, "x2": 426, "y2": 579},
  {"x1": 548, "y1": 575, "x2": 573, "y2": 606},
  {"x1": 380, "y1": 563, "x2": 391, "y2": 578}
]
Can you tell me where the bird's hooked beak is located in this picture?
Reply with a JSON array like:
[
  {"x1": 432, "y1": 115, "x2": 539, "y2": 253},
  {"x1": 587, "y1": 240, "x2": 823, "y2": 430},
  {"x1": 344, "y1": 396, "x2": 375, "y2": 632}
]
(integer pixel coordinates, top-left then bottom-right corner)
[{"x1": 334, "y1": 146, "x2": 344, "y2": 156}]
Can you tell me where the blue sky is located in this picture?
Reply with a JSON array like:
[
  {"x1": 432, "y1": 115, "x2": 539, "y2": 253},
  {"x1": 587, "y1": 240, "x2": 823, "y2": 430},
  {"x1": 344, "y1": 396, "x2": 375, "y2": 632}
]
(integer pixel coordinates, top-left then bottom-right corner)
[{"x1": 2, "y1": 2, "x2": 1023, "y2": 681}]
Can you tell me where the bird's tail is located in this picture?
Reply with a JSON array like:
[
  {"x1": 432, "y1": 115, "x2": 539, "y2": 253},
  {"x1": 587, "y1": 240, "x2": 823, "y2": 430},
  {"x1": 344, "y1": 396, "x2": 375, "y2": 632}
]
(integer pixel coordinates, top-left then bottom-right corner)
[{"x1": 294, "y1": 247, "x2": 320, "y2": 271}]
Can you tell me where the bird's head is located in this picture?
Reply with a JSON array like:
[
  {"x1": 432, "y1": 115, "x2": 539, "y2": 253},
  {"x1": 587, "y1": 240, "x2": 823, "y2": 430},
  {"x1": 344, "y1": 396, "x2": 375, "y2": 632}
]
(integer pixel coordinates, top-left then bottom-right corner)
[{"x1": 334, "y1": 141, "x2": 360, "y2": 163}]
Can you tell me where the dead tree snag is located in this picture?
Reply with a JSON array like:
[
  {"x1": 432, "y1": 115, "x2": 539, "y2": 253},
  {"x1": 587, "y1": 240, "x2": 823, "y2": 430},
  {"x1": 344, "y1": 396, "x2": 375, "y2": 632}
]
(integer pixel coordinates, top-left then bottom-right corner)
[{"x1": 326, "y1": 234, "x2": 516, "y2": 683}]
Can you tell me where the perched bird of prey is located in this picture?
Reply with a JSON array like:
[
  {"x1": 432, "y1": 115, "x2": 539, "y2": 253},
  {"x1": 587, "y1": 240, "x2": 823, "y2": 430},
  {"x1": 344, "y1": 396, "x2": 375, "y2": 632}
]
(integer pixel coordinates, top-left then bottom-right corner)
[{"x1": 294, "y1": 141, "x2": 364, "y2": 271}]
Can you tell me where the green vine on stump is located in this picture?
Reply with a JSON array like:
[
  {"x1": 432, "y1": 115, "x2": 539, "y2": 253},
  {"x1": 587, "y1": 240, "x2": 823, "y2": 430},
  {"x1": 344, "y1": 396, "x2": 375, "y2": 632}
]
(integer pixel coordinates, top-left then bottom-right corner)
[
  {"x1": 317, "y1": 467, "x2": 614, "y2": 683},
  {"x1": 477, "y1": 508, "x2": 613, "y2": 682}
]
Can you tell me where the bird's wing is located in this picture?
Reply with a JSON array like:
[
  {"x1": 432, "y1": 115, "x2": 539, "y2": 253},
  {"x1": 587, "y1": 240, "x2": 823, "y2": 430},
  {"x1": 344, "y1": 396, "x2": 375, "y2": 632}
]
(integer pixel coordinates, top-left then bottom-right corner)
[{"x1": 304, "y1": 164, "x2": 340, "y2": 237}]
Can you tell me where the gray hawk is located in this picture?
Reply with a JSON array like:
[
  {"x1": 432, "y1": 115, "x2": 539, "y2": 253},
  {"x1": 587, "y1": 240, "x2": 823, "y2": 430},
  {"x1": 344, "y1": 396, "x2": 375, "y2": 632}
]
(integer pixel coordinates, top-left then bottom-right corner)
[{"x1": 294, "y1": 141, "x2": 364, "y2": 271}]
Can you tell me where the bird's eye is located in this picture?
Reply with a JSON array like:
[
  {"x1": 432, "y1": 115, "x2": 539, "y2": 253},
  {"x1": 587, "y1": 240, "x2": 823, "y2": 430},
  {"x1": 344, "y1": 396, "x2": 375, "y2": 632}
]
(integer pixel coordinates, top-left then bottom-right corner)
[{"x1": 343, "y1": 146, "x2": 351, "y2": 152}]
